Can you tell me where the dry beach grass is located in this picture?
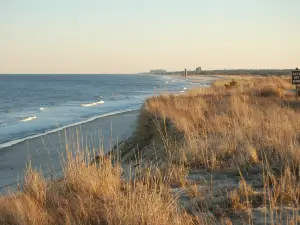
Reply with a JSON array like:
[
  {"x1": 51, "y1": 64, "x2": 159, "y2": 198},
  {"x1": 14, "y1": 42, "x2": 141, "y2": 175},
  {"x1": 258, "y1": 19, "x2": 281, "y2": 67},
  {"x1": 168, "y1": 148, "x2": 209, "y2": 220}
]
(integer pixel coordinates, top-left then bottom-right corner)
[
  {"x1": 0, "y1": 153, "x2": 198, "y2": 225},
  {"x1": 130, "y1": 76, "x2": 300, "y2": 223},
  {"x1": 141, "y1": 76, "x2": 295, "y2": 169},
  {"x1": 1, "y1": 75, "x2": 300, "y2": 224}
]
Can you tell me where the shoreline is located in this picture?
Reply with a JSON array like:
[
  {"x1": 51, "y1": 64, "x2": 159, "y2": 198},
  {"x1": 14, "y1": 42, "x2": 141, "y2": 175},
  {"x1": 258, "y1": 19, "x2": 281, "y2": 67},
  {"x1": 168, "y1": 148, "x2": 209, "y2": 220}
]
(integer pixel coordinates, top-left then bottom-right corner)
[
  {"x1": 0, "y1": 107, "x2": 140, "y2": 150},
  {"x1": 108, "y1": 75, "x2": 227, "y2": 163},
  {"x1": 1, "y1": 75, "x2": 295, "y2": 224},
  {"x1": 0, "y1": 109, "x2": 140, "y2": 191},
  {"x1": 0, "y1": 75, "x2": 220, "y2": 191},
  {"x1": 0, "y1": 74, "x2": 190, "y2": 150},
  {"x1": 108, "y1": 75, "x2": 299, "y2": 224}
]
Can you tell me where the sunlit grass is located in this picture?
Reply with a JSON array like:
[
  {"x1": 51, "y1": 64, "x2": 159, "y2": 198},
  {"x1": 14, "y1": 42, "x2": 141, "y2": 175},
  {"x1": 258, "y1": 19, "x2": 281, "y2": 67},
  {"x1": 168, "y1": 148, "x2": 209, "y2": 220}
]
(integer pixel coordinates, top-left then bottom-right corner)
[{"x1": 1, "y1": 75, "x2": 300, "y2": 224}]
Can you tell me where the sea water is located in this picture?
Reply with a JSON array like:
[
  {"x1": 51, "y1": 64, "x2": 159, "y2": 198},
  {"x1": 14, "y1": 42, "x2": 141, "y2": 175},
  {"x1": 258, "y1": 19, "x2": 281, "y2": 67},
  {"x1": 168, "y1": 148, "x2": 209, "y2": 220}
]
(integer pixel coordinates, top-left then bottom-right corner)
[{"x1": 0, "y1": 74, "x2": 204, "y2": 149}]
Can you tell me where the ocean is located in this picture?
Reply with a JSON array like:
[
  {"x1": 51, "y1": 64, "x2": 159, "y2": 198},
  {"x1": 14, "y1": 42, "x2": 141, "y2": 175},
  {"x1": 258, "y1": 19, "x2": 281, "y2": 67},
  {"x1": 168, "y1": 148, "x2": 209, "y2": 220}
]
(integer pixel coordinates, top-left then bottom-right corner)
[{"x1": 0, "y1": 74, "x2": 202, "y2": 149}]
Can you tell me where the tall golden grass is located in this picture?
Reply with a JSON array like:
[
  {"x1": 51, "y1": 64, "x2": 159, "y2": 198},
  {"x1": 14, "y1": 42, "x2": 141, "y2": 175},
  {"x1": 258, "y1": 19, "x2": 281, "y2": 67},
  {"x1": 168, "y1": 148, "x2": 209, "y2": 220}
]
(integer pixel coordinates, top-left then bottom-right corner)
[
  {"x1": 1, "y1": 75, "x2": 299, "y2": 224},
  {"x1": 142, "y1": 76, "x2": 298, "y2": 170},
  {"x1": 0, "y1": 152, "x2": 200, "y2": 225},
  {"x1": 130, "y1": 76, "x2": 300, "y2": 222}
]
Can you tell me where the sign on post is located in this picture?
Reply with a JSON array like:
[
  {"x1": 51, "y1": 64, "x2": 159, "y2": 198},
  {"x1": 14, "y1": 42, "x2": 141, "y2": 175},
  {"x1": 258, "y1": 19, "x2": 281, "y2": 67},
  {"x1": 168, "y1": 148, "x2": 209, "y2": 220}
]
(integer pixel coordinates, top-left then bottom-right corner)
[
  {"x1": 292, "y1": 68, "x2": 300, "y2": 84},
  {"x1": 292, "y1": 68, "x2": 300, "y2": 97}
]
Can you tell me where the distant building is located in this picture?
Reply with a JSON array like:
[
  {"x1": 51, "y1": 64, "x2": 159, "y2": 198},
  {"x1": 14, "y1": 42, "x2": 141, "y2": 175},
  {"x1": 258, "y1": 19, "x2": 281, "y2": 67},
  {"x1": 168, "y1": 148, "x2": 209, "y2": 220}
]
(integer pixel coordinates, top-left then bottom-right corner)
[
  {"x1": 150, "y1": 69, "x2": 167, "y2": 74},
  {"x1": 196, "y1": 67, "x2": 202, "y2": 74},
  {"x1": 183, "y1": 69, "x2": 187, "y2": 78}
]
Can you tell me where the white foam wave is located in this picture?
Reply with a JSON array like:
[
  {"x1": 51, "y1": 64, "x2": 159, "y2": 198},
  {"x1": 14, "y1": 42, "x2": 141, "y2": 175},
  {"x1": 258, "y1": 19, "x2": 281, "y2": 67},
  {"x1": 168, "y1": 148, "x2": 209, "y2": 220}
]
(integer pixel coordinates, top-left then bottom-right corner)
[
  {"x1": 81, "y1": 100, "x2": 104, "y2": 107},
  {"x1": 21, "y1": 116, "x2": 37, "y2": 122},
  {"x1": 0, "y1": 107, "x2": 139, "y2": 150},
  {"x1": 40, "y1": 107, "x2": 46, "y2": 111}
]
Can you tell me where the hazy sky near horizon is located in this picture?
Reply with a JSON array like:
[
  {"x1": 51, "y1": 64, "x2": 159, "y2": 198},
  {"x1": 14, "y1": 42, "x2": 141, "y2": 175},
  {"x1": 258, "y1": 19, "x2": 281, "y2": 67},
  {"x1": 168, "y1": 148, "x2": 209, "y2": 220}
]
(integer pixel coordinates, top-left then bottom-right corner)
[{"x1": 0, "y1": 0, "x2": 299, "y2": 74}]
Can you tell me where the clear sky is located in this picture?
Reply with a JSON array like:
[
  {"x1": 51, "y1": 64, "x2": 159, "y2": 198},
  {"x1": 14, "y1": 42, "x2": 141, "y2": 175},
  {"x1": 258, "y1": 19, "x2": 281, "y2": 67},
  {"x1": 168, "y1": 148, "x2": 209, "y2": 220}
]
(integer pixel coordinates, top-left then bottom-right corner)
[{"x1": 0, "y1": 0, "x2": 299, "y2": 74}]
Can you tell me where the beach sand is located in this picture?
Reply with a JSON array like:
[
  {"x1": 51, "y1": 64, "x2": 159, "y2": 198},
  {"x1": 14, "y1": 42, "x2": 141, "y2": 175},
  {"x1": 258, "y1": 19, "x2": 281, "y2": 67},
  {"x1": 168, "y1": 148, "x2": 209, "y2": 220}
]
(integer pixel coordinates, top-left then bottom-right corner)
[
  {"x1": 0, "y1": 75, "x2": 222, "y2": 192},
  {"x1": 0, "y1": 110, "x2": 139, "y2": 192}
]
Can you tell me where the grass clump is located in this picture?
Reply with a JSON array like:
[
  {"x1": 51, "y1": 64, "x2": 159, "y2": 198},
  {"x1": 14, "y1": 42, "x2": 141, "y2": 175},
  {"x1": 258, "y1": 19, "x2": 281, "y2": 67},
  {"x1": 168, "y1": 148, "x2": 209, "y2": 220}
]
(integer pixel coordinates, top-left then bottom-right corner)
[
  {"x1": 0, "y1": 153, "x2": 199, "y2": 225},
  {"x1": 140, "y1": 76, "x2": 299, "y2": 171}
]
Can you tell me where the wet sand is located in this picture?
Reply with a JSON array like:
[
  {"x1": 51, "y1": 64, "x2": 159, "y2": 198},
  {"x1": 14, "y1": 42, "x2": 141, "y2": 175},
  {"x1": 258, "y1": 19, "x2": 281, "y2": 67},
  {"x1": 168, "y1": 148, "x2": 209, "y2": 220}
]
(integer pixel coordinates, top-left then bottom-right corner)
[{"x1": 0, "y1": 110, "x2": 139, "y2": 191}]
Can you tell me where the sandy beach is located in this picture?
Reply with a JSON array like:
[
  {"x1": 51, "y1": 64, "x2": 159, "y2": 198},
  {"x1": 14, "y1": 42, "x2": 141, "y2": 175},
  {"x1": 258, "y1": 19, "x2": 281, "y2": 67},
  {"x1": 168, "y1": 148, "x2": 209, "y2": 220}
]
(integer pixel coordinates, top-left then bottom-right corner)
[
  {"x1": 0, "y1": 75, "x2": 225, "y2": 192},
  {"x1": 0, "y1": 110, "x2": 139, "y2": 192},
  {"x1": 1, "y1": 75, "x2": 297, "y2": 224},
  {"x1": 0, "y1": 75, "x2": 217, "y2": 192}
]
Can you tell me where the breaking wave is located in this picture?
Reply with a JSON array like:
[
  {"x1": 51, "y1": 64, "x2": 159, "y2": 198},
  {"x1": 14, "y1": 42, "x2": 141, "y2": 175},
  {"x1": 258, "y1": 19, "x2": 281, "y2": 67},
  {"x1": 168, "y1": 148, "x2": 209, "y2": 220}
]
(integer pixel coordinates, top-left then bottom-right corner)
[
  {"x1": 21, "y1": 116, "x2": 37, "y2": 122},
  {"x1": 81, "y1": 100, "x2": 104, "y2": 107}
]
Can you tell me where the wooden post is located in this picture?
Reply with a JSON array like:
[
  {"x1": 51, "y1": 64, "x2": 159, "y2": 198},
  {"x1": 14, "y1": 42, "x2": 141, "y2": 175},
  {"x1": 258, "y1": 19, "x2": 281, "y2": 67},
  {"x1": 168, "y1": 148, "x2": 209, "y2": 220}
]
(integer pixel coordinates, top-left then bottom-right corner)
[
  {"x1": 292, "y1": 68, "x2": 300, "y2": 98},
  {"x1": 296, "y1": 68, "x2": 299, "y2": 98}
]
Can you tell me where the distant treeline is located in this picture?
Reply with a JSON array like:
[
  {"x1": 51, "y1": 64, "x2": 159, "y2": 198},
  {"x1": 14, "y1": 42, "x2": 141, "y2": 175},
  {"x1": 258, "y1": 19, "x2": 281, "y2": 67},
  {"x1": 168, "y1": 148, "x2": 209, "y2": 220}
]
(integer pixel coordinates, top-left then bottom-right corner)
[
  {"x1": 167, "y1": 69, "x2": 293, "y2": 76},
  {"x1": 199, "y1": 69, "x2": 292, "y2": 76}
]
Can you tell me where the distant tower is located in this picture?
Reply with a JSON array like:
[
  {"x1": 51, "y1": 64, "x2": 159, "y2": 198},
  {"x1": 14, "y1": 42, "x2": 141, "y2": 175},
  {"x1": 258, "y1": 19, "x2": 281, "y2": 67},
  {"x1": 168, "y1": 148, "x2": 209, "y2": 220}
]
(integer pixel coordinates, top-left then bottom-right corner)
[
  {"x1": 184, "y1": 69, "x2": 187, "y2": 78},
  {"x1": 196, "y1": 67, "x2": 202, "y2": 74}
]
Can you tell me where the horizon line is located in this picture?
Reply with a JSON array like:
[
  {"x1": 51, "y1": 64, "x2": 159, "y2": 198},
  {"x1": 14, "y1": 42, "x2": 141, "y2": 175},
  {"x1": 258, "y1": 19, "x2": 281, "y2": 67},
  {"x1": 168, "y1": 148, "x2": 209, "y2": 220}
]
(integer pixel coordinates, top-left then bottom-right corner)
[{"x1": 0, "y1": 68, "x2": 297, "y2": 75}]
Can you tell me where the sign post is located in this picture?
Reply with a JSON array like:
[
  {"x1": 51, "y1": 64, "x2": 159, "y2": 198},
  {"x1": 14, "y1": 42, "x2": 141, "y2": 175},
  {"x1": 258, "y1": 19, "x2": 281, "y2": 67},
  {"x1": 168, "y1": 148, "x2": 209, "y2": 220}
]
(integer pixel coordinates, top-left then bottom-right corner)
[{"x1": 292, "y1": 68, "x2": 300, "y2": 97}]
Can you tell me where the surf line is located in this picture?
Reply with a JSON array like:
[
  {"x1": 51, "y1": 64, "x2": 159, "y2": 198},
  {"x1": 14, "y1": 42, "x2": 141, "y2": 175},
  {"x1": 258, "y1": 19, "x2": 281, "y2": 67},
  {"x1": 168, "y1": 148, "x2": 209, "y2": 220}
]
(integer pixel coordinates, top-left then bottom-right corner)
[
  {"x1": 21, "y1": 116, "x2": 37, "y2": 122},
  {"x1": 81, "y1": 100, "x2": 104, "y2": 107}
]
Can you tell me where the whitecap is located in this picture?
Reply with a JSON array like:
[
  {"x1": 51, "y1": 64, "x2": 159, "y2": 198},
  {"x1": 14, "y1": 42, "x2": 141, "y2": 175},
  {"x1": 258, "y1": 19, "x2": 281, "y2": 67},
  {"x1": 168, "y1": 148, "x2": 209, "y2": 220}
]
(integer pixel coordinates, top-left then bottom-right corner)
[
  {"x1": 40, "y1": 107, "x2": 45, "y2": 111},
  {"x1": 21, "y1": 116, "x2": 37, "y2": 122},
  {"x1": 81, "y1": 100, "x2": 104, "y2": 107}
]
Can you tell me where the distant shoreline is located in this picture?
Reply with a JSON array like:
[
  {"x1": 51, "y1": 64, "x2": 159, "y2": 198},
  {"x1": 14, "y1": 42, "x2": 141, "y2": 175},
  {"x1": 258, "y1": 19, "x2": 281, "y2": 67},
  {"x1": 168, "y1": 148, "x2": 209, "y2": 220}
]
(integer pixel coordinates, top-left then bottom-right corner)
[
  {"x1": 0, "y1": 68, "x2": 294, "y2": 76},
  {"x1": 0, "y1": 73, "x2": 142, "y2": 76}
]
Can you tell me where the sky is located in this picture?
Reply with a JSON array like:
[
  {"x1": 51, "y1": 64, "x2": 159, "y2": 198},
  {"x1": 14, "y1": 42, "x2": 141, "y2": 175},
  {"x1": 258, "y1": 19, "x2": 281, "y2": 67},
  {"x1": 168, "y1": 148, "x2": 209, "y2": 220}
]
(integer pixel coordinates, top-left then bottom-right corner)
[{"x1": 0, "y1": 0, "x2": 299, "y2": 74}]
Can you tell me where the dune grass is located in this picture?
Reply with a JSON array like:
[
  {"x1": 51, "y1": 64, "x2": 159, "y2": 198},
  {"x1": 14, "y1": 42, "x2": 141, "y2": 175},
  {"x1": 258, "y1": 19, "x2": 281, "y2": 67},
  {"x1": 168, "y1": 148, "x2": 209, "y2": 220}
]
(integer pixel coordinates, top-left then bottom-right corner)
[
  {"x1": 0, "y1": 151, "x2": 200, "y2": 225},
  {"x1": 142, "y1": 76, "x2": 297, "y2": 170},
  {"x1": 131, "y1": 76, "x2": 300, "y2": 223},
  {"x1": 1, "y1": 75, "x2": 299, "y2": 224}
]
